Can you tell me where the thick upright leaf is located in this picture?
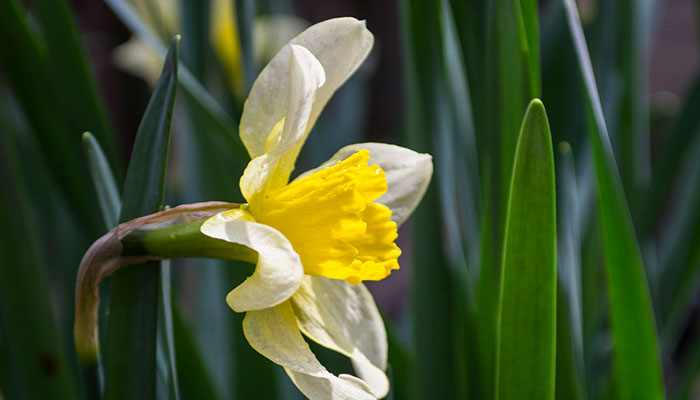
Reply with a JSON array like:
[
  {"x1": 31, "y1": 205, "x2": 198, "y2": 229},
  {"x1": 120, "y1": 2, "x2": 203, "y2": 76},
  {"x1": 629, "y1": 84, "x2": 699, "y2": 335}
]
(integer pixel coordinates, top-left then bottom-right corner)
[
  {"x1": 496, "y1": 99, "x2": 556, "y2": 400},
  {"x1": 30, "y1": 0, "x2": 121, "y2": 177},
  {"x1": 0, "y1": 111, "x2": 80, "y2": 400},
  {"x1": 103, "y1": 37, "x2": 179, "y2": 400},
  {"x1": 562, "y1": 2, "x2": 665, "y2": 398}
]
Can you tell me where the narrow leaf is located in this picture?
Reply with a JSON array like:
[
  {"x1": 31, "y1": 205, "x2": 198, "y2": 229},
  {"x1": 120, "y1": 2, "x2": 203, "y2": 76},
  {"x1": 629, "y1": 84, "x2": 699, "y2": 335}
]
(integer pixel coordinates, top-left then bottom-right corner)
[
  {"x1": 83, "y1": 132, "x2": 121, "y2": 229},
  {"x1": 103, "y1": 36, "x2": 179, "y2": 400},
  {"x1": 496, "y1": 99, "x2": 556, "y2": 400},
  {"x1": 562, "y1": 2, "x2": 666, "y2": 398},
  {"x1": 0, "y1": 111, "x2": 81, "y2": 400},
  {"x1": 0, "y1": 0, "x2": 104, "y2": 235},
  {"x1": 31, "y1": 0, "x2": 122, "y2": 178}
]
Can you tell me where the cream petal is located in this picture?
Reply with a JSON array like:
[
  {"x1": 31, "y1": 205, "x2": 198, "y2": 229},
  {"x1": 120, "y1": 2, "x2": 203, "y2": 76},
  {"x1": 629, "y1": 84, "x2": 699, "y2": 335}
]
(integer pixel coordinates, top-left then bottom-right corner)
[
  {"x1": 244, "y1": 302, "x2": 376, "y2": 400},
  {"x1": 291, "y1": 276, "x2": 389, "y2": 398},
  {"x1": 240, "y1": 17, "x2": 373, "y2": 159},
  {"x1": 239, "y1": 44, "x2": 325, "y2": 201},
  {"x1": 296, "y1": 143, "x2": 433, "y2": 227},
  {"x1": 287, "y1": 369, "x2": 376, "y2": 400},
  {"x1": 200, "y1": 210, "x2": 303, "y2": 312}
]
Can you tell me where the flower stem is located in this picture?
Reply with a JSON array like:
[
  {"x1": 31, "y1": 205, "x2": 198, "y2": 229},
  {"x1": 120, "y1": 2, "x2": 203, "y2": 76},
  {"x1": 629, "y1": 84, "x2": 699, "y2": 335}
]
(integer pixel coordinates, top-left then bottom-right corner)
[{"x1": 122, "y1": 218, "x2": 258, "y2": 263}]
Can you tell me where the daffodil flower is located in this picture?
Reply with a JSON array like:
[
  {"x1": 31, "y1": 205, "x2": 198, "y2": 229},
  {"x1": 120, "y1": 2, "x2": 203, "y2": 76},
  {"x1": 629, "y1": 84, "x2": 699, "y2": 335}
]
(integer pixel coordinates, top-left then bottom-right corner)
[
  {"x1": 196, "y1": 18, "x2": 432, "y2": 398},
  {"x1": 74, "y1": 17, "x2": 432, "y2": 400}
]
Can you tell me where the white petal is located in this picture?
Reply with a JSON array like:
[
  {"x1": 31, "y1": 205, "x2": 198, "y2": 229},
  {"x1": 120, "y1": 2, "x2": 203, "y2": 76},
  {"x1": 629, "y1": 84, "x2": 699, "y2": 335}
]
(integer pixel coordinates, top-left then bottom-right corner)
[
  {"x1": 240, "y1": 17, "x2": 373, "y2": 159},
  {"x1": 200, "y1": 210, "x2": 303, "y2": 312},
  {"x1": 244, "y1": 302, "x2": 376, "y2": 400},
  {"x1": 291, "y1": 276, "x2": 389, "y2": 398},
  {"x1": 239, "y1": 44, "x2": 325, "y2": 201},
  {"x1": 297, "y1": 143, "x2": 433, "y2": 227}
]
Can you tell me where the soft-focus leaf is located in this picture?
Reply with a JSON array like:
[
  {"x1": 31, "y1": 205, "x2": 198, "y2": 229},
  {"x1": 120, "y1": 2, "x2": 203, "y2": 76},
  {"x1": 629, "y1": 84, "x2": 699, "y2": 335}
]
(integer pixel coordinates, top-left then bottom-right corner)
[
  {"x1": 31, "y1": 0, "x2": 121, "y2": 178},
  {"x1": 555, "y1": 142, "x2": 587, "y2": 396},
  {"x1": 158, "y1": 262, "x2": 180, "y2": 400},
  {"x1": 0, "y1": 0, "x2": 103, "y2": 235},
  {"x1": 562, "y1": 2, "x2": 665, "y2": 398},
  {"x1": 400, "y1": 1, "x2": 458, "y2": 398},
  {"x1": 496, "y1": 99, "x2": 556, "y2": 400},
  {"x1": 235, "y1": 0, "x2": 256, "y2": 93},
  {"x1": 0, "y1": 108, "x2": 81, "y2": 400},
  {"x1": 103, "y1": 37, "x2": 179, "y2": 400},
  {"x1": 172, "y1": 303, "x2": 222, "y2": 400}
]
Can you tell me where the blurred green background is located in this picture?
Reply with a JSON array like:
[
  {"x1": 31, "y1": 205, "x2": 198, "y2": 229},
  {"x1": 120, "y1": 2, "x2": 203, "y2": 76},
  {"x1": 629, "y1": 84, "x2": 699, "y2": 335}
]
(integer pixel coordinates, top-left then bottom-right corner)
[{"x1": 1, "y1": 0, "x2": 700, "y2": 399}]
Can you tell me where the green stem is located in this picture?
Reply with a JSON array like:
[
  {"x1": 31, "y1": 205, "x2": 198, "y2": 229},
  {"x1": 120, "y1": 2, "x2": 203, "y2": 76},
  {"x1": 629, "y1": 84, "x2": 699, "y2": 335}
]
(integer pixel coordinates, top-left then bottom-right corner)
[{"x1": 122, "y1": 219, "x2": 258, "y2": 263}]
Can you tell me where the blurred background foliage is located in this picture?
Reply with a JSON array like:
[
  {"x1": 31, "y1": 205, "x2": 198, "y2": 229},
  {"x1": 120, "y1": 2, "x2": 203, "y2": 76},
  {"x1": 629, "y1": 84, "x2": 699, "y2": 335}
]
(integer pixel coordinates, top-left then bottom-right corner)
[{"x1": 1, "y1": 0, "x2": 700, "y2": 399}]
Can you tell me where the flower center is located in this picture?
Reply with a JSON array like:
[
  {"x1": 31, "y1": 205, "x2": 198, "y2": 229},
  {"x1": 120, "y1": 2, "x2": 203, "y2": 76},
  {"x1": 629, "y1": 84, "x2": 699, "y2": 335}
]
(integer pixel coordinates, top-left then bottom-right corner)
[{"x1": 248, "y1": 149, "x2": 401, "y2": 284}]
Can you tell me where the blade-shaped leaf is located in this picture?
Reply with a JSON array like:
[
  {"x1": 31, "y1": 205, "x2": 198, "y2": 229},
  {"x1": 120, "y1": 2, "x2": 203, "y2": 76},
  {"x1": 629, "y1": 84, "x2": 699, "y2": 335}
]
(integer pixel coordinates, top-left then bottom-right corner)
[
  {"x1": 103, "y1": 36, "x2": 179, "y2": 400},
  {"x1": 496, "y1": 99, "x2": 556, "y2": 400},
  {"x1": 83, "y1": 132, "x2": 121, "y2": 229},
  {"x1": 562, "y1": 1, "x2": 665, "y2": 398},
  {"x1": 235, "y1": 0, "x2": 256, "y2": 93},
  {"x1": 0, "y1": 106, "x2": 81, "y2": 400},
  {"x1": 0, "y1": 0, "x2": 104, "y2": 235},
  {"x1": 31, "y1": 0, "x2": 121, "y2": 179},
  {"x1": 172, "y1": 302, "x2": 222, "y2": 400},
  {"x1": 400, "y1": 0, "x2": 458, "y2": 398},
  {"x1": 158, "y1": 262, "x2": 180, "y2": 400}
]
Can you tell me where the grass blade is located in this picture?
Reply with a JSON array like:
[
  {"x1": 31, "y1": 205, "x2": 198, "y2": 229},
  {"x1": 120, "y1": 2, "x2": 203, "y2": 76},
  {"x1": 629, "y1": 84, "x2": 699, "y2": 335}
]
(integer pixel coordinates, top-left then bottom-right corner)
[
  {"x1": 562, "y1": 1, "x2": 665, "y2": 398},
  {"x1": 83, "y1": 132, "x2": 121, "y2": 229},
  {"x1": 644, "y1": 72, "x2": 700, "y2": 235},
  {"x1": 0, "y1": 0, "x2": 104, "y2": 235},
  {"x1": 172, "y1": 303, "x2": 222, "y2": 400},
  {"x1": 496, "y1": 99, "x2": 556, "y2": 400},
  {"x1": 158, "y1": 262, "x2": 180, "y2": 400},
  {"x1": 103, "y1": 36, "x2": 179, "y2": 400},
  {"x1": 235, "y1": 0, "x2": 256, "y2": 93},
  {"x1": 0, "y1": 108, "x2": 81, "y2": 400},
  {"x1": 31, "y1": 0, "x2": 121, "y2": 178},
  {"x1": 400, "y1": 0, "x2": 458, "y2": 397}
]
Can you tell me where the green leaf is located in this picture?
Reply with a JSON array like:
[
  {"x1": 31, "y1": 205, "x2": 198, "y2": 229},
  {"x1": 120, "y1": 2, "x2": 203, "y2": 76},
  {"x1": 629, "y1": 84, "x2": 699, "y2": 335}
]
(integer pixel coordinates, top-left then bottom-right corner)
[
  {"x1": 30, "y1": 0, "x2": 121, "y2": 179},
  {"x1": 172, "y1": 303, "x2": 222, "y2": 400},
  {"x1": 0, "y1": 0, "x2": 104, "y2": 235},
  {"x1": 400, "y1": 1, "x2": 458, "y2": 398},
  {"x1": 555, "y1": 142, "x2": 587, "y2": 396},
  {"x1": 82, "y1": 132, "x2": 121, "y2": 229},
  {"x1": 496, "y1": 99, "x2": 556, "y2": 400},
  {"x1": 657, "y1": 134, "x2": 700, "y2": 351},
  {"x1": 0, "y1": 107, "x2": 81, "y2": 400},
  {"x1": 496, "y1": 0, "x2": 540, "y2": 225},
  {"x1": 235, "y1": 0, "x2": 256, "y2": 93},
  {"x1": 158, "y1": 262, "x2": 180, "y2": 400},
  {"x1": 644, "y1": 72, "x2": 700, "y2": 235},
  {"x1": 562, "y1": 1, "x2": 666, "y2": 398},
  {"x1": 555, "y1": 288, "x2": 585, "y2": 400},
  {"x1": 103, "y1": 36, "x2": 179, "y2": 400}
]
